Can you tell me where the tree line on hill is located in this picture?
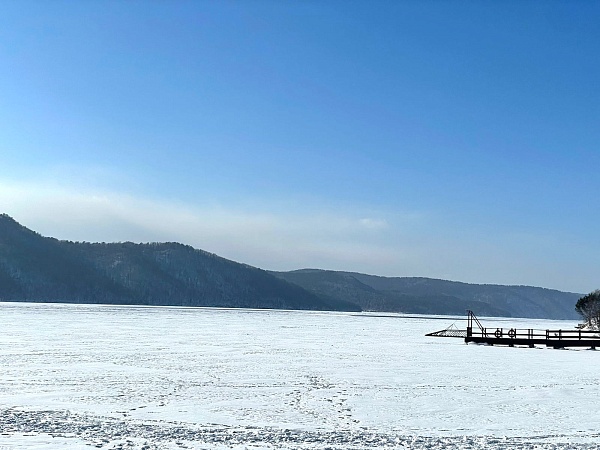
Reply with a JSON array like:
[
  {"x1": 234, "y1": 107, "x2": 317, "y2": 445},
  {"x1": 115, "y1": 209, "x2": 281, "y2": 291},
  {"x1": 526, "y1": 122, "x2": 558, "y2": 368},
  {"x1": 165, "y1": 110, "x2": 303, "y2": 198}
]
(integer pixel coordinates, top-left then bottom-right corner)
[
  {"x1": 0, "y1": 214, "x2": 585, "y2": 319},
  {"x1": 270, "y1": 269, "x2": 581, "y2": 320},
  {"x1": 0, "y1": 214, "x2": 357, "y2": 311}
]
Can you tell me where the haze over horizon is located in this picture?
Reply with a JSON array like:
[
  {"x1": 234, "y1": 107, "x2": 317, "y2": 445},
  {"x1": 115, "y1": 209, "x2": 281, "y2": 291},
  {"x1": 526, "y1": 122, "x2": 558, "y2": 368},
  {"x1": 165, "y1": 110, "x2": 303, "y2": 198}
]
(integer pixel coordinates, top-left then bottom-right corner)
[{"x1": 2, "y1": 2, "x2": 599, "y2": 294}]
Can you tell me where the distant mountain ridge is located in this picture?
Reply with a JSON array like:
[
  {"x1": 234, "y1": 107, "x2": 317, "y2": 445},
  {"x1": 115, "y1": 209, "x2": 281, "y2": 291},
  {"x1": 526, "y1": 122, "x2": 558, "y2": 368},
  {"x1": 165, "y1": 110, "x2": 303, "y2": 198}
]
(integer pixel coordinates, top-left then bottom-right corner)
[
  {"x1": 0, "y1": 214, "x2": 582, "y2": 319},
  {"x1": 271, "y1": 269, "x2": 581, "y2": 320}
]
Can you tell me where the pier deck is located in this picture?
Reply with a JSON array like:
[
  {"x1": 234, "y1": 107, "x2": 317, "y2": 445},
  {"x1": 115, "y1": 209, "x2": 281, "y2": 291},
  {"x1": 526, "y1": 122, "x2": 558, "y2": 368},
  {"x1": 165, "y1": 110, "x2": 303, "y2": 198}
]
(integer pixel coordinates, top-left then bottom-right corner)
[{"x1": 427, "y1": 311, "x2": 600, "y2": 349}]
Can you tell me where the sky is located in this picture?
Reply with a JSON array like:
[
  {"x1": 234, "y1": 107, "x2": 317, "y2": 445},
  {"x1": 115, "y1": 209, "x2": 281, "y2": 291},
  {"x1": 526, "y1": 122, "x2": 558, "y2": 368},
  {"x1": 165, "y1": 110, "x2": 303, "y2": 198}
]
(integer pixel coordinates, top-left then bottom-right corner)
[{"x1": 1, "y1": 1, "x2": 599, "y2": 293}]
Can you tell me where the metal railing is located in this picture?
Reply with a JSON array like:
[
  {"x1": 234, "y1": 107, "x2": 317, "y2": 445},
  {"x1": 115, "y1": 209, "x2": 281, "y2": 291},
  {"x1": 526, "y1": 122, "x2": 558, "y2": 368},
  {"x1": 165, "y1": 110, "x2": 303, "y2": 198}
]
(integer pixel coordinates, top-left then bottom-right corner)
[
  {"x1": 464, "y1": 310, "x2": 600, "y2": 346},
  {"x1": 468, "y1": 327, "x2": 600, "y2": 341}
]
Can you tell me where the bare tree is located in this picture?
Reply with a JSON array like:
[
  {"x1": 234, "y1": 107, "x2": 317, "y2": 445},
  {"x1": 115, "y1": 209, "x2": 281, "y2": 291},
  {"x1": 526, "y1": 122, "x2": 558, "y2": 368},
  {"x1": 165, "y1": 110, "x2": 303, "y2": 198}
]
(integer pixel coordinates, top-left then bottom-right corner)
[{"x1": 575, "y1": 290, "x2": 600, "y2": 330}]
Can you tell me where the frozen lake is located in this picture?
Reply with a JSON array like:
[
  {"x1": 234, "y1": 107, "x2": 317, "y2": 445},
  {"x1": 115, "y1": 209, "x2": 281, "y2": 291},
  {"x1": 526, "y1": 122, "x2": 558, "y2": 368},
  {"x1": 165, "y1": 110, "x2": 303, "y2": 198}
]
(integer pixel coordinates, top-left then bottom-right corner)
[{"x1": 1, "y1": 302, "x2": 599, "y2": 449}]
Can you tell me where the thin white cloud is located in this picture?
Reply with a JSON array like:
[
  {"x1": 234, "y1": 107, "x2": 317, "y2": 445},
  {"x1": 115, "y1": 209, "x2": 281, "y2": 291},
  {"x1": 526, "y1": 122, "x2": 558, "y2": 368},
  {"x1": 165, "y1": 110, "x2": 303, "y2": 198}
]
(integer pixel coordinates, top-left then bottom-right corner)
[
  {"x1": 0, "y1": 179, "x2": 399, "y2": 271},
  {"x1": 359, "y1": 218, "x2": 389, "y2": 230}
]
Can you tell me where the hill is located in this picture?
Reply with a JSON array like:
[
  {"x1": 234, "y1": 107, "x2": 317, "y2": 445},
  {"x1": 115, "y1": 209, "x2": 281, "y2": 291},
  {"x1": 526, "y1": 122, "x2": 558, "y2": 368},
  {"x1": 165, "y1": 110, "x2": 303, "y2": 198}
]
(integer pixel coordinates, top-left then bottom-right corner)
[
  {"x1": 0, "y1": 214, "x2": 360, "y2": 312},
  {"x1": 271, "y1": 269, "x2": 581, "y2": 319},
  {"x1": 0, "y1": 214, "x2": 582, "y2": 319}
]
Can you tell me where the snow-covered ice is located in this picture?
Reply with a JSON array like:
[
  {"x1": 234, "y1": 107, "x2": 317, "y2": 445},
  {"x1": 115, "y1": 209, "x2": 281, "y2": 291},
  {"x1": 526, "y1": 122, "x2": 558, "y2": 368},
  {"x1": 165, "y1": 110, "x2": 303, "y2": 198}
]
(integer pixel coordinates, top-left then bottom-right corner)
[{"x1": 1, "y1": 302, "x2": 599, "y2": 449}]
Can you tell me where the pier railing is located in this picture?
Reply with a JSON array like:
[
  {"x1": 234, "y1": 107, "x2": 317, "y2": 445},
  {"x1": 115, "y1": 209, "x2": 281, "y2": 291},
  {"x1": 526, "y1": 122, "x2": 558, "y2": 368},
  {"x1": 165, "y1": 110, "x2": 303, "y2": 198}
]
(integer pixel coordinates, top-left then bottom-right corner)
[
  {"x1": 467, "y1": 326, "x2": 600, "y2": 341},
  {"x1": 428, "y1": 311, "x2": 600, "y2": 348},
  {"x1": 463, "y1": 310, "x2": 600, "y2": 348}
]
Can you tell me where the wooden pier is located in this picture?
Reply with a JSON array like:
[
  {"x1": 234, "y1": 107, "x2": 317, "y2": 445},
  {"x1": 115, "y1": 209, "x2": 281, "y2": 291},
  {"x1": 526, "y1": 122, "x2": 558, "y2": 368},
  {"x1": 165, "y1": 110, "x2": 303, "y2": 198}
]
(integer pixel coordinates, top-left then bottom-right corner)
[{"x1": 426, "y1": 310, "x2": 600, "y2": 349}]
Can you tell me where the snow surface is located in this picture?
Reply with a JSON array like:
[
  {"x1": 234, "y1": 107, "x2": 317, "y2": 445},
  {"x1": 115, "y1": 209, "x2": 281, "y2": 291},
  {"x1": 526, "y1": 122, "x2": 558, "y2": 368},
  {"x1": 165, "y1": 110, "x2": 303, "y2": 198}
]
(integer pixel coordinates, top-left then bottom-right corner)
[{"x1": 1, "y1": 302, "x2": 599, "y2": 449}]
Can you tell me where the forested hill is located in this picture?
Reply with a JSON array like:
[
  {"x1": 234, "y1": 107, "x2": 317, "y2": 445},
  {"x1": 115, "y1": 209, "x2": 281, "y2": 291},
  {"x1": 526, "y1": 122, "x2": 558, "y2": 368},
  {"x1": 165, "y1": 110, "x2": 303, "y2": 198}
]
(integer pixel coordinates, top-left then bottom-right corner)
[
  {"x1": 0, "y1": 214, "x2": 359, "y2": 311},
  {"x1": 0, "y1": 214, "x2": 582, "y2": 319},
  {"x1": 271, "y1": 269, "x2": 582, "y2": 320}
]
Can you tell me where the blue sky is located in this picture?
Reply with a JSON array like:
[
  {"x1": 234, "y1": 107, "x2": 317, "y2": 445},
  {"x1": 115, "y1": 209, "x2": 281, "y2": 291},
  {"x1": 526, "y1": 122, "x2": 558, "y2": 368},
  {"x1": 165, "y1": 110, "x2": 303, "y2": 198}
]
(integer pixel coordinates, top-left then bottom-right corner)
[{"x1": 1, "y1": 1, "x2": 599, "y2": 293}]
